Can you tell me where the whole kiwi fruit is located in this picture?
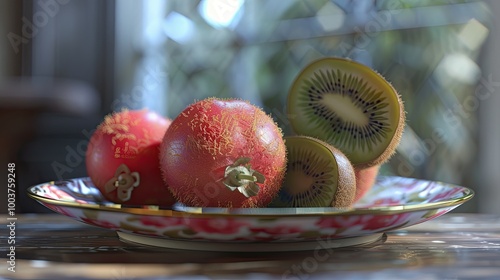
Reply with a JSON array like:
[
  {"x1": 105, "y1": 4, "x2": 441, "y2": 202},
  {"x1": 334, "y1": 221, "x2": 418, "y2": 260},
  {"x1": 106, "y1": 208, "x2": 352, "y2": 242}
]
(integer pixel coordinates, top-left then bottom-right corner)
[
  {"x1": 269, "y1": 136, "x2": 356, "y2": 208},
  {"x1": 287, "y1": 57, "x2": 405, "y2": 168}
]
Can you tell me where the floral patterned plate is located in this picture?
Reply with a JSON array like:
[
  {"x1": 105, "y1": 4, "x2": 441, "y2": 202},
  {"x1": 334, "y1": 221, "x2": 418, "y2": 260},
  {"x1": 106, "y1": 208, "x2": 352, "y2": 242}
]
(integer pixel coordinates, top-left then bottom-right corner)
[{"x1": 27, "y1": 176, "x2": 474, "y2": 251}]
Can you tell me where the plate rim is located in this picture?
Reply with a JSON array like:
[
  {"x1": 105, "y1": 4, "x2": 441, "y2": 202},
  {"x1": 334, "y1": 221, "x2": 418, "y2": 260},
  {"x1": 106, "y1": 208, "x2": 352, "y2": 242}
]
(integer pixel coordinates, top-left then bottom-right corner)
[{"x1": 27, "y1": 176, "x2": 475, "y2": 218}]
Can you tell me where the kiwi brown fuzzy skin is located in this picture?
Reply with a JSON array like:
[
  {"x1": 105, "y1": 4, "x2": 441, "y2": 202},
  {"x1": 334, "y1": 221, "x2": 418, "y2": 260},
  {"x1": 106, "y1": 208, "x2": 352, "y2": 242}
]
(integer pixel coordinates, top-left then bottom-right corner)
[
  {"x1": 328, "y1": 137, "x2": 356, "y2": 207},
  {"x1": 287, "y1": 57, "x2": 406, "y2": 169},
  {"x1": 271, "y1": 135, "x2": 356, "y2": 208}
]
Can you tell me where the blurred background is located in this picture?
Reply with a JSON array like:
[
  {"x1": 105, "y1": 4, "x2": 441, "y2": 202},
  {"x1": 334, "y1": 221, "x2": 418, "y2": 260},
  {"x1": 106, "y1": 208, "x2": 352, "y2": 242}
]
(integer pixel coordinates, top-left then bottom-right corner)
[{"x1": 1, "y1": 0, "x2": 499, "y2": 213}]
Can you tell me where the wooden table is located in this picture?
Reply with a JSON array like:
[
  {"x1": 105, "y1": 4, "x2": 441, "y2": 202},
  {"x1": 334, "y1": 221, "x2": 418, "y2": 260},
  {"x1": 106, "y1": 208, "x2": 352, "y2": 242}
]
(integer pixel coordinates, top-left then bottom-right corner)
[{"x1": 1, "y1": 213, "x2": 500, "y2": 279}]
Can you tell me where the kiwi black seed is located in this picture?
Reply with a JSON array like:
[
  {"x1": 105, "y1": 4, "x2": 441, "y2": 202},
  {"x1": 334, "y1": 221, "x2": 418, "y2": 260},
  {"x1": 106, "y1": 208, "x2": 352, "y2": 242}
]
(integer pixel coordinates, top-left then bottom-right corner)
[
  {"x1": 287, "y1": 57, "x2": 405, "y2": 168},
  {"x1": 269, "y1": 136, "x2": 355, "y2": 208}
]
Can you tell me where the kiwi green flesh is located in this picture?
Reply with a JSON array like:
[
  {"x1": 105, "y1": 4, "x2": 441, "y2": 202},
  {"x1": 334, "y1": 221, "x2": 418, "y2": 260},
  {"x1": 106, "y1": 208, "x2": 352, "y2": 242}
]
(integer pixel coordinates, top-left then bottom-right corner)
[
  {"x1": 269, "y1": 136, "x2": 342, "y2": 208},
  {"x1": 288, "y1": 58, "x2": 402, "y2": 166}
]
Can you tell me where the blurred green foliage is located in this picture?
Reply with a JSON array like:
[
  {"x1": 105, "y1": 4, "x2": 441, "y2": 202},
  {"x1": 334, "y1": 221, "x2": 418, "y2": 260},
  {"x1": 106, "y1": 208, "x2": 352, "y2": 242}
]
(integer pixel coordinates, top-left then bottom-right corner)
[{"x1": 160, "y1": 0, "x2": 491, "y2": 187}]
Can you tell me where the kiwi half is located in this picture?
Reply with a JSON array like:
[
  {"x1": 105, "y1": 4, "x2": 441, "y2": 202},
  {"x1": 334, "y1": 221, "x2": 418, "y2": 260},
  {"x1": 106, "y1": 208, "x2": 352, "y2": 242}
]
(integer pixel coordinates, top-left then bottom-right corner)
[
  {"x1": 287, "y1": 57, "x2": 405, "y2": 168},
  {"x1": 269, "y1": 136, "x2": 356, "y2": 208}
]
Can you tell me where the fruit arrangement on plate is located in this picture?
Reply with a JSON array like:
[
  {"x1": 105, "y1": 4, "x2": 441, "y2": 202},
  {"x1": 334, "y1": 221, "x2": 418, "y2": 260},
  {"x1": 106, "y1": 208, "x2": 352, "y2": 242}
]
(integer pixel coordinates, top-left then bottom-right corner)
[
  {"x1": 29, "y1": 57, "x2": 474, "y2": 250},
  {"x1": 85, "y1": 57, "x2": 406, "y2": 209}
]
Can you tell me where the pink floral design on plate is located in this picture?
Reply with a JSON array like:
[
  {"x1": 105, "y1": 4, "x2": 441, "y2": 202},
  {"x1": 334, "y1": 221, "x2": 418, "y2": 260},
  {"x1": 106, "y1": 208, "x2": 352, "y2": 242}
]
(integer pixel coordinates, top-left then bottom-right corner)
[
  {"x1": 81, "y1": 217, "x2": 121, "y2": 230},
  {"x1": 360, "y1": 213, "x2": 412, "y2": 231},
  {"x1": 315, "y1": 215, "x2": 367, "y2": 237},
  {"x1": 28, "y1": 176, "x2": 474, "y2": 243},
  {"x1": 249, "y1": 224, "x2": 303, "y2": 241},
  {"x1": 137, "y1": 216, "x2": 186, "y2": 228},
  {"x1": 250, "y1": 225, "x2": 302, "y2": 235},
  {"x1": 43, "y1": 203, "x2": 80, "y2": 219},
  {"x1": 188, "y1": 218, "x2": 250, "y2": 235}
]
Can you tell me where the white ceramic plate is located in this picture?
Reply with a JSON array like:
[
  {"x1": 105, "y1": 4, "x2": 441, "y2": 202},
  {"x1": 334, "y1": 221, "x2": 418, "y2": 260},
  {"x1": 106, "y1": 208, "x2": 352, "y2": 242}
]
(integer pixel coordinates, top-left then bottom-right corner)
[{"x1": 28, "y1": 176, "x2": 473, "y2": 251}]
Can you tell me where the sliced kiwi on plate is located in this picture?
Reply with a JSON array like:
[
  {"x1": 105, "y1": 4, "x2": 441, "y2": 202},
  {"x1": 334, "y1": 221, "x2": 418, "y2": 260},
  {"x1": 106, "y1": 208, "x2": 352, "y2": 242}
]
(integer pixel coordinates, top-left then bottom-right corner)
[
  {"x1": 287, "y1": 57, "x2": 405, "y2": 168},
  {"x1": 269, "y1": 136, "x2": 356, "y2": 208}
]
